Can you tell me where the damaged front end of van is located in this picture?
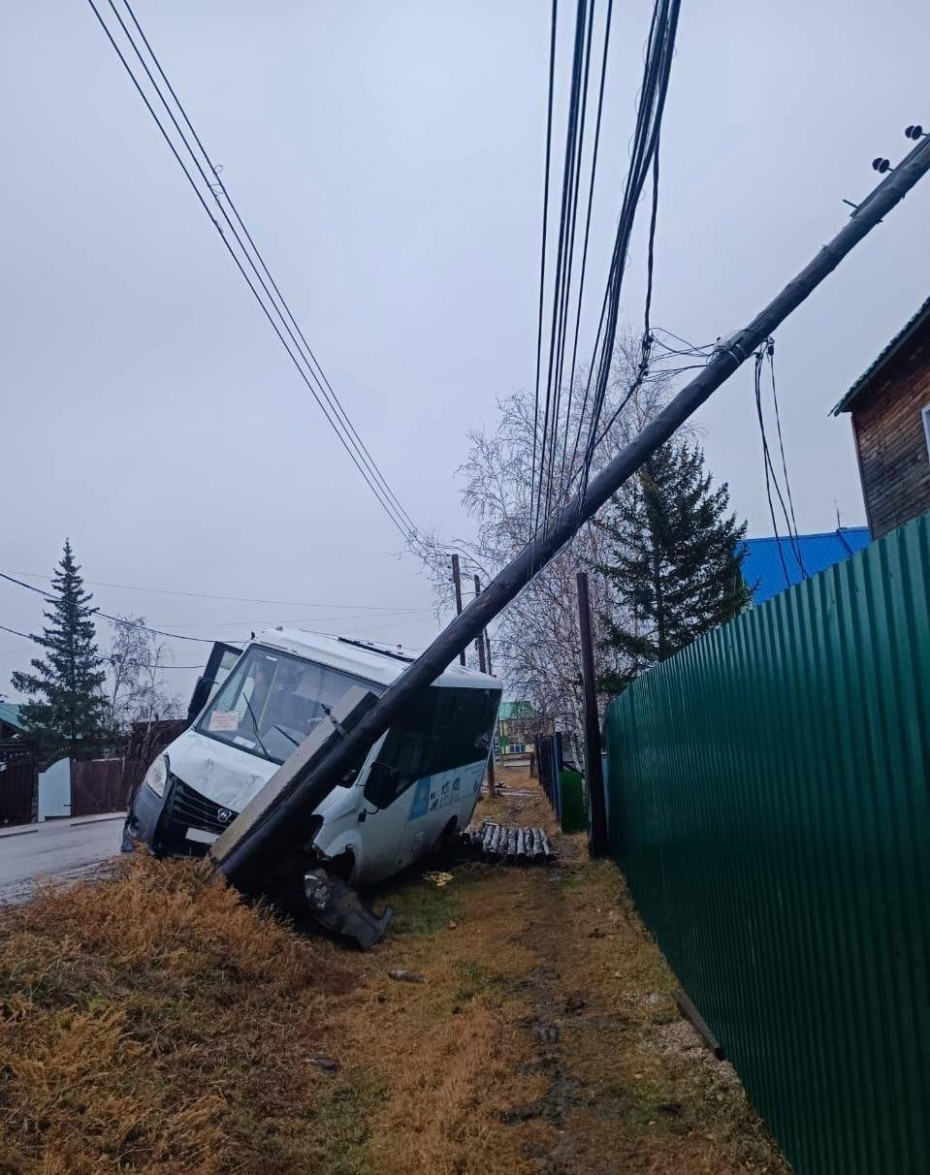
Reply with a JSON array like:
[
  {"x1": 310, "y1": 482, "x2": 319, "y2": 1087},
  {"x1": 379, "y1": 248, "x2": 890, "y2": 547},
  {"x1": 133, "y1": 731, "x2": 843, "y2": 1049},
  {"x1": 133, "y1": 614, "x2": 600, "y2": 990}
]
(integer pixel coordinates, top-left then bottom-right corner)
[{"x1": 122, "y1": 629, "x2": 501, "y2": 949}]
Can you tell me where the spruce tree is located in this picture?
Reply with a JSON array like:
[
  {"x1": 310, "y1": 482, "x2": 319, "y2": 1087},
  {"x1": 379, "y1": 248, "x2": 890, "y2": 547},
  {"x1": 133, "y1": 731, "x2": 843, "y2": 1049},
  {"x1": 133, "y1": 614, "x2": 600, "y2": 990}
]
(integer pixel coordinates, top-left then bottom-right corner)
[
  {"x1": 11, "y1": 540, "x2": 111, "y2": 758},
  {"x1": 595, "y1": 440, "x2": 750, "y2": 694}
]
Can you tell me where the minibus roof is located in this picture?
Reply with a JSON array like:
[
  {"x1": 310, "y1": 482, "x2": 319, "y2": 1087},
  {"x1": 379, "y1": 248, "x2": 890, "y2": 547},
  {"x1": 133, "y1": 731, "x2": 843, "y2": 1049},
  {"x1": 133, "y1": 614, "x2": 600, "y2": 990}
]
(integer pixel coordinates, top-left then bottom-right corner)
[{"x1": 249, "y1": 628, "x2": 501, "y2": 691}]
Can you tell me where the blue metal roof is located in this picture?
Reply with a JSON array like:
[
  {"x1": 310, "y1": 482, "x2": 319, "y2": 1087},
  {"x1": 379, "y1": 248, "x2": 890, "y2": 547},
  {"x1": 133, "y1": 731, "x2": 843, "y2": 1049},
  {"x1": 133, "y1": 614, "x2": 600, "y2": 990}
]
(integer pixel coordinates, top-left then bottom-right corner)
[
  {"x1": 0, "y1": 701, "x2": 26, "y2": 732},
  {"x1": 740, "y1": 528, "x2": 871, "y2": 605}
]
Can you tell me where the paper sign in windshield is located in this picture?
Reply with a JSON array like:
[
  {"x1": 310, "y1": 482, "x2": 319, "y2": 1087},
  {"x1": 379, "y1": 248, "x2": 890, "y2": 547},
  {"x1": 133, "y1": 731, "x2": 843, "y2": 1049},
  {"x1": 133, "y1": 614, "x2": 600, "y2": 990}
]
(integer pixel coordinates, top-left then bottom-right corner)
[{"x1": 209, "y1": 710, "x2": 239, "y2": 732}]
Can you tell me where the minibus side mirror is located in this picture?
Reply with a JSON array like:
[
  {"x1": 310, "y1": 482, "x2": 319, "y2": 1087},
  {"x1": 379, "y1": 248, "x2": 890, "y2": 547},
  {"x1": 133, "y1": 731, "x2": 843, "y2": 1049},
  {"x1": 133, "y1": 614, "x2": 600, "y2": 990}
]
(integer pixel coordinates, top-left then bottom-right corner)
[{"x1": 187, "y1": 676, "x2": 214, "y2": 722}]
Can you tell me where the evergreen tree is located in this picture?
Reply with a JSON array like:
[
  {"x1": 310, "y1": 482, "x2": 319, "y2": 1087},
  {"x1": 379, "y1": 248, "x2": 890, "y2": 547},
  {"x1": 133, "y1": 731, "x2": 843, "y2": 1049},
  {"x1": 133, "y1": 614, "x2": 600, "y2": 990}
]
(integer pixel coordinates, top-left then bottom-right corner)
[
  {"x1": 595, "y1": 440, "x2": 750, "y2": 694},
  {"x1": 11, "y1": 540, "x2": 111, "y2": 757}
]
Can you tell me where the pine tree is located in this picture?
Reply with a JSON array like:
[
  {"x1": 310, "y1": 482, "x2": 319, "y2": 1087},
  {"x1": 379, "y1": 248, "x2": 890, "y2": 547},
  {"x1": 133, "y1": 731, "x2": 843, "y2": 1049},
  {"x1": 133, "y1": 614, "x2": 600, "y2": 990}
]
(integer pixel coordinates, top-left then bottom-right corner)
[
  {"x1": 595, "y1": 440, "x2": 750, "y2": 694},
  {"x1": 11, "y1": 540, "x2": 111, "y2": 758}
]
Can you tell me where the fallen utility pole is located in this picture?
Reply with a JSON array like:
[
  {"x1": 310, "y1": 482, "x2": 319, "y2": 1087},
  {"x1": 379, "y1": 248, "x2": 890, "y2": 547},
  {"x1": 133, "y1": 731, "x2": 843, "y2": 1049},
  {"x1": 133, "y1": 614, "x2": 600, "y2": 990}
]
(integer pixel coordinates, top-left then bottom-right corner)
[
  {"x1": 218, "y1": 132, "x2": 930, "y2": 887},
  {"x1": 577, "y1": 571, "x2": 608, "y2": 857}
]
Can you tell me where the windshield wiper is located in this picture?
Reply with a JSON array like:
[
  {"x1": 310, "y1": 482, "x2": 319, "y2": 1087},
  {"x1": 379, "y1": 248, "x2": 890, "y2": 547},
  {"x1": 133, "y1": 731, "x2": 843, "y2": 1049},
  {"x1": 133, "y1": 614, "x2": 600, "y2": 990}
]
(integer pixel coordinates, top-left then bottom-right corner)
[
  {"x1": 243, "y1": 694, "x2": 270, "y2": 758},
  {"x1": 273, "y1": 724, "x2": 300, "y2": 748}
]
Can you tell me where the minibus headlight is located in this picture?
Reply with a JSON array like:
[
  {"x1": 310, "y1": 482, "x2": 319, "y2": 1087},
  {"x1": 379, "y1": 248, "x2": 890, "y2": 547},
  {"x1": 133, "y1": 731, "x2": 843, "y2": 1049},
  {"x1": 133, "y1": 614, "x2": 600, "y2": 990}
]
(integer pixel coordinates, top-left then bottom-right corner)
[{"x1": 144, "y1": 755, "x2": 170, "y2": 799}]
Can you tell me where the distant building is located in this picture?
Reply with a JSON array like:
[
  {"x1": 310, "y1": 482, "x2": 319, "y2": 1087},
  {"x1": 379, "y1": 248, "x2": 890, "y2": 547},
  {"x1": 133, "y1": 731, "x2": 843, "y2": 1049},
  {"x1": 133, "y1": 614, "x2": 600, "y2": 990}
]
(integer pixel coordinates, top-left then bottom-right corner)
[
  {"x1": 740, "y1": 528, "x2": 871, "y2": 605},
  {"x1": 0, "y1": 702, "x2": 27, "y2": 740},
  {"x1": 832, "y1": 297, "x2": 930, "y2": 539},
  {"x1": 498, "y1": 701, "x2": 552, "y2": 755}
]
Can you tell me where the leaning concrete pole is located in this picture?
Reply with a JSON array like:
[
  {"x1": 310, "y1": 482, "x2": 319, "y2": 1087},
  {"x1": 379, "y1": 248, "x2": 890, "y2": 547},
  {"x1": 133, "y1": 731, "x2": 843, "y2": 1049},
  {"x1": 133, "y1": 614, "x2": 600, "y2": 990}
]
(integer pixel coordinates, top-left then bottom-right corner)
[{"x1": 218, "y1": 133, "x2": 930, "y2": 884}]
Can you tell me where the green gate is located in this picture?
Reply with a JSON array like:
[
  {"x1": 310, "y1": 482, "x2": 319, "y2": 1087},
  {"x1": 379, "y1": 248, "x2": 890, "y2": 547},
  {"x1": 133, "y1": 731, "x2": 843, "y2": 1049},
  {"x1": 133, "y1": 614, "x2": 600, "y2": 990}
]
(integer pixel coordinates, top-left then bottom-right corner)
[{"x1": 604, "y1": 514, "x2": 930, "y2": 1174}]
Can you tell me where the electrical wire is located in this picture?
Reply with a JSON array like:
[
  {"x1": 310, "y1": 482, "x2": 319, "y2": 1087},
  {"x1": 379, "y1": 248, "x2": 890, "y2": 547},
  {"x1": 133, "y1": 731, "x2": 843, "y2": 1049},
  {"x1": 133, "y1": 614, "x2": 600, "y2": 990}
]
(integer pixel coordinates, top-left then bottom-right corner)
[
  {"x1": 5, "y1": 570, "x2": 426, "y2": 612},
  {"x1": 117, "y1": 0, "x2": 420, "y2": 544},
  {"x1": 588, "y1": 140, "x2": 661, "y2": 459},
  {"x1": 542, "y1": 0, "x2": 597, "y2": 526},
  {"x1": 560, "y1": 0, "x2": 614, "y2": 463},
  {"x1": 2, "y1": 571, "x2": 434, "y2": 652},
  {"x1": 767, "y1": 343, "x2": 807, "y2": 574},
  {"x1": 530, "y1": 0, "x2": 561, "y2": 540},
  {"x1": 1, "y1": 619, "x2": 203, "y2": 670},
  {"x1": 0, "y1": 624, "x2": 34, "y2": 642},
  {"x1": 533, "y1": 0, "x2": 585, "y2": 536},
  {"x1": 753, "y1": 344, "x2": 805, "y2": 585},
  {"x1": 85, "y1": 0, "x2": 420, "y2": 544},
  {"x1": 537, "y1": 0, "x2": 678, "y2": 541},
  {"x1": 572, "y1": 0, "x2": 680, "y2": 513},
  {"x1": 650, "y1": 326, "x2": 715, "y2": 356},
  {"x1": 0, "y1": 571, "x2": 215, "y2": 644},
  {"x1": 132, "y1": 609, "x2": 435, "y2": 628}
]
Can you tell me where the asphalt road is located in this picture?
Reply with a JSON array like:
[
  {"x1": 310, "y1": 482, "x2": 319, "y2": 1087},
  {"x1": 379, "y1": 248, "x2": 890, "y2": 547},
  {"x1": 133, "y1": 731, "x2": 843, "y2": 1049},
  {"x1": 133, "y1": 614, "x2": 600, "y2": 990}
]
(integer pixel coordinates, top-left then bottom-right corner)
[{"x1": 0, "y1": 815, "x2": 125, "y2": 905}]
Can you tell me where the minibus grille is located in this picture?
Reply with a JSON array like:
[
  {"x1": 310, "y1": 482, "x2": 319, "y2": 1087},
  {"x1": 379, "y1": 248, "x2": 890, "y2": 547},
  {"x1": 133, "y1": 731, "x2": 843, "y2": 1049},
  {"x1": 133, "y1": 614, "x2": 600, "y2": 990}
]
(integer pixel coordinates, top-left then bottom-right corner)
[{"x1": 170, "y1": 778, "x2": 239, "y2": 835}]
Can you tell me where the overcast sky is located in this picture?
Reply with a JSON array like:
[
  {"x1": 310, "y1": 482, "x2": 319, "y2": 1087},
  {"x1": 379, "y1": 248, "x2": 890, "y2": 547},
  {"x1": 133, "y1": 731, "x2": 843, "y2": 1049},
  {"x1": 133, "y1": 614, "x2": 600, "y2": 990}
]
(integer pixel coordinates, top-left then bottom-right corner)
[{"x1": 2, "y1": 0, "x2": 929, "y2": 703}]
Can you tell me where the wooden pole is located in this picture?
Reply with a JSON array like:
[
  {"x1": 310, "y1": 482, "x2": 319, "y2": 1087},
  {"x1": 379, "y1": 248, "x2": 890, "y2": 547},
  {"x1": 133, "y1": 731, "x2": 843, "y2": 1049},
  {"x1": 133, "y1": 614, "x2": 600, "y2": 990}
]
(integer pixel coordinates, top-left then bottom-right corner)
[
  {"x1": 577, "y1": 571, "x2": 608, "y2": 856},
  {"x1": 474, "y1": 574, "x2": 497, "y2": 796},
  {"x1": 451, "y1": 554, "x2": 466, "y2": 666}
]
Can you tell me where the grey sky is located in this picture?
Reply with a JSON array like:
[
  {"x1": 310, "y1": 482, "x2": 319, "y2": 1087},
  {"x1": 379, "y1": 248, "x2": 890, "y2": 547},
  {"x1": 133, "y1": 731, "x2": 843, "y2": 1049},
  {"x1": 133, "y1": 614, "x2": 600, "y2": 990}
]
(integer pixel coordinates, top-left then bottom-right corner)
[{"x1": 2, "y1": 0, "x2": 929, "y2": 702}]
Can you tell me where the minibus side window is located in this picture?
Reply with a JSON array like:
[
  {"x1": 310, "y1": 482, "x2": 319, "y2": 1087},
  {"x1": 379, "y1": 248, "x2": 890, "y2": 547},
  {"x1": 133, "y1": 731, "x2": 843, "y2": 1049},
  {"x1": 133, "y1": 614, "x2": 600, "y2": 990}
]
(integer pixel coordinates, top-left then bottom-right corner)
[{"x1": 365, "y1": 687, "x2": 499, "y2": 808}]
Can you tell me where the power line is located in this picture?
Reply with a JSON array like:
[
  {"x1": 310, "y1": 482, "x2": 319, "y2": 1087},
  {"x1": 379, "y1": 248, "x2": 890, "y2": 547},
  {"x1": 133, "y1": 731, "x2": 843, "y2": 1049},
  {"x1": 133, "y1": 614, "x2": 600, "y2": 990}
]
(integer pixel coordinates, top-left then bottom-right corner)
[
  {"x1": 752, "y1": 343, "x2": 806, "y2": 583},
  {"x1": 0, "y1": 624, "x2": 34, "y2": 642},
  {"x1": 572, "y1": 0, "x2": 681, "y2": 512},
  {"x1": 116, "y1": 0, "x2": 421, "y2": 544},
  {"x1": 85, "y1": 0, "x2": 420, "y2": 544},
  {"x1": 131, "y1": 609, "x2": 435, "y2": 628},
  {"x1": 2, "y1": 571, "x2": 434, "y2": 651},
  {"x1": 766, "y1": 342, "x2": 806, "y2": 573},
  {"x1": 530, "y1": 0, "x2": 561, "y2": 540},
  {"x1": 529, "y1": 0, "x2": 680, "y2": 549},
  {"x1": 541, "y1": 0, "x2": 596, "y2": 528},
  {"x1": 5, "y1": 570, "x2": 426, "y2": 612},
  {"x1": 0, "y1": 571, "x2": 215, "y2": 644},
  {"x1": 0, "y1": 619, "x2": 203, "y2": 670},
  {"x1": 571, "y1": 142, "x2": 660, "y2": 480},
  {"x1": 560, "y1": 0, "x2": 614, "y2": 462}
]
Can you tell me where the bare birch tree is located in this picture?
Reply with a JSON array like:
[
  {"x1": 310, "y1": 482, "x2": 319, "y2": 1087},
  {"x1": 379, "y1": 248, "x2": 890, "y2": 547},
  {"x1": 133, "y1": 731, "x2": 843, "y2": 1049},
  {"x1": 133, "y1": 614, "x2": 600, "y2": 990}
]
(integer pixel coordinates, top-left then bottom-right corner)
[
  {"x1": 416, "y1": 340, "x2": 674, "y2": 753},
  {"x1": 108, "y1": 615, "x2": 182, "y2": 732}
]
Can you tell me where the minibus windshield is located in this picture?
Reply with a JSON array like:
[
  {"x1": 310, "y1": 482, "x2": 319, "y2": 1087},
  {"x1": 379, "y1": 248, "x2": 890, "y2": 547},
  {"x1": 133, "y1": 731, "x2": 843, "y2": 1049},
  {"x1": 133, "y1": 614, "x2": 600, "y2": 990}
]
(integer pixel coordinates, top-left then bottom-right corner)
[{"x1": 197, "y1": 645, "x2": 379, "y2": 764}]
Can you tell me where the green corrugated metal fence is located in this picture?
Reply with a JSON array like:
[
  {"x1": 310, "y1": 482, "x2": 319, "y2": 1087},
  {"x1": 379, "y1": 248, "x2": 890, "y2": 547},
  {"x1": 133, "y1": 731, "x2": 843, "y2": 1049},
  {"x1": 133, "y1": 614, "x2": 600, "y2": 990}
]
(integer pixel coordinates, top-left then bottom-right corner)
[{"x1": 603, "y1": 513, "x2": 930, "y2": 1175}]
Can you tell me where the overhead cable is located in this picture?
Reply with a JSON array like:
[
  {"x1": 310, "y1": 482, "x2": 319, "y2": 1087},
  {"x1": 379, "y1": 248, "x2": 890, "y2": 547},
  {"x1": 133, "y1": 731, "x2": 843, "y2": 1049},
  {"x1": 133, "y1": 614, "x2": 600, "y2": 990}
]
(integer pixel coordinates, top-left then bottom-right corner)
[
  {"x1": 0, "y1": 571, "x2": 215, "y2": 644},
  {"x1": 6, "y1": 570, "x2": 426, "y2": 612},
  {"x1": 86, "y1": 0, "x2": 419, "y2": 544},
  {"x1": 530, "y1": 0, "x2": 561, "y2": 539},
  {"x1": 752, "y1": 343, "x2": 807, "y2": 583},
  {"x1": 540, "y1": 0, "x2": 597, "y2": 529},
  {"x1": 571, "y1": 0, "x2": 681, "y2": 513}
]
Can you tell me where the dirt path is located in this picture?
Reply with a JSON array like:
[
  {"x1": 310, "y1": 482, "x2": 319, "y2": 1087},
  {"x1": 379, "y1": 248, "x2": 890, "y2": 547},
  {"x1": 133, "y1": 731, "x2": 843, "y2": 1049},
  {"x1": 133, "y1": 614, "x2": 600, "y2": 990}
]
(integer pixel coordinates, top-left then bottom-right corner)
[{"x1": 325, "y1": 766, "x2": 788, "y2": 1174}]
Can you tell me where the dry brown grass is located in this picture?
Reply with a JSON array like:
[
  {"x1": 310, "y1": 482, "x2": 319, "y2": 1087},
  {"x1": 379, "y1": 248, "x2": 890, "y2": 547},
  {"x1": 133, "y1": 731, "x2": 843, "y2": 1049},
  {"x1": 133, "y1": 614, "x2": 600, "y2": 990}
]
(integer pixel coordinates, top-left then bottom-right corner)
[
  {"x1": 0, "y1": 854, "x2": 360, "y2": 1175},
  {"x1": 0, "y1": 766, "x2": 788, "y2": 1174}
]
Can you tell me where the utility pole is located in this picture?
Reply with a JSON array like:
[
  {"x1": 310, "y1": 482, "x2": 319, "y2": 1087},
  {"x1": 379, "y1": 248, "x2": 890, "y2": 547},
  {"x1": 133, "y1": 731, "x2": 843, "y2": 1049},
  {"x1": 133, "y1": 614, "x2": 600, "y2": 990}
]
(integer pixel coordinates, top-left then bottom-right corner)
[
  {"x1": 577, "y1": 571, "x2": 608, "y2": 857},
  {"x1": 451, "y1": 554, "x2": 466, "y2": 666},
  {"x1": 473, "y1": 574, "x2": 497, "y2": 796},
  {"x1": 482, "y1": 623, "x2": 504, "y2": 794},
  {"x1": 473, "y1": 575, "x2": 487, "y2": 673},
  {"x1": 217, "y1": 133, "x2": 930, "y2": 885}
]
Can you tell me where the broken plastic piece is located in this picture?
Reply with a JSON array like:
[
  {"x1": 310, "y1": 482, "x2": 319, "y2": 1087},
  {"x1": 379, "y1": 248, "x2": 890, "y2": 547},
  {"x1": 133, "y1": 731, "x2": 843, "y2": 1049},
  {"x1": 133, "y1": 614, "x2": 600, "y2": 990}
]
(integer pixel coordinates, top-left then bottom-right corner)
[{"x1": 303, "y1": 867, "x2": 394, "y2": 951}]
